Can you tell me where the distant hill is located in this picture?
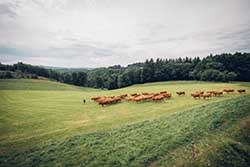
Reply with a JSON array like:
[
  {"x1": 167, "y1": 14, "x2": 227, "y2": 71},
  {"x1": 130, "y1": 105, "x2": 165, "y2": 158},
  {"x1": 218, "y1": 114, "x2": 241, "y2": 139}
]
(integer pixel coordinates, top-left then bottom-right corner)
[
  {"x1": 41, "y1": 65, "x2": 94, "y2": 72},
  {"x1": 1, "y1": 52, "x2": 250, "y2": 90}
]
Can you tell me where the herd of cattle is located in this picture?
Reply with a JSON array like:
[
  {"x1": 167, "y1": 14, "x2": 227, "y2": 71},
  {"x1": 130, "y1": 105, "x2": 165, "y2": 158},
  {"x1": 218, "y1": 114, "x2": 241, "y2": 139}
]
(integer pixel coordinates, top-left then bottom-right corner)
[
  {"x1": 91, "y1": 91, "x2": 171, "y2": 106},
  {"x1": 91, "y1": 89, "x2": 246, "y2": 106}
]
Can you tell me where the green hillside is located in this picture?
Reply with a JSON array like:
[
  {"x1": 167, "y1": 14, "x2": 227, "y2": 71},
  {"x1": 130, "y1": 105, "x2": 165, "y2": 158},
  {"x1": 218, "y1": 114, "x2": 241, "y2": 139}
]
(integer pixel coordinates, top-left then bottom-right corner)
[
  {"x1": 0, "y1": 79, "x2": 249, "y2": 166},
  {"x1": 0, "y1": 79, "x2": 97, "y2": 91}
]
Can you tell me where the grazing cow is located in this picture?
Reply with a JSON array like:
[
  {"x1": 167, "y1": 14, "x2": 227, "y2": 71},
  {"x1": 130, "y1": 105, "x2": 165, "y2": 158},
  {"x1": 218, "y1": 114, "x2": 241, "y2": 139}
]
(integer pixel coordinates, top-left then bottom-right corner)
[
  {"x1": 152, "y1": 94, "x2": 165, "y2": 101},
  {"x1": 201, "y1": 93, "x2": 212, "y2": 99},
  {"x1": 119, "y1": 94, "x2": 128, "y2": 99},
  {"x1": 97, "y1": 98, "x2": 109, "y2": 106},
  {"x1": 176, "y1": 91, "x2": 185, "y2": 96},
  {"x1": 214, "y1": 91, "x2": 223, "y2": 96},
  {"x1": 96, "y1": 97, "x2": 107, "y2": 103},
  {"x1": 237, "y1": 89, "x2": 246, "y2": 93},
  {"x1": 196, "y1": 91, "x2": 204, "y2": 95},
  {"x1": 162, "y1": 93, "x2": 171, "y2": 99},
  {"x1": 94, "y1": 96, "x2": 122, "y2": 106},
  {"x1": 125, "y1": 96, "x2": 133, "y2": 101},
  {"x1": 142, "y1": 95, "x2": 154, "y2": 101},
  {"x1": 91, "y1": 96, "x2": 102, "y2": 101},
  {"x1": 207, "y1": 91, "x2": 221, "y2": 96},
  {"x1": 223, "y1": 89, "x2": 234, "y2": 93},
  {"x1": 133, "y1": 96, "x2": 144, "y2": 102},
  {"x1": 191, "y1": 93, "x2": 201, "y2": 99},
  {"x1": 207, "y1": 90, "x2": 215, "y2": 94},
  {"x1": 153, "y1": 93, "x2": 160, "y2": 96},
  {"x1": 135, "y1": 95, "x2": 153, "y2": 102}
]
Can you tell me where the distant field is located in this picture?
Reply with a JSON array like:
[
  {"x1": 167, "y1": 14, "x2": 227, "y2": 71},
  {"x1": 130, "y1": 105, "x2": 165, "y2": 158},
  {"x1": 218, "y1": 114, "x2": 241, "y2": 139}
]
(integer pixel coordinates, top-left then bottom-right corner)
[
  {"x1": 0, "y1": 79, "x2": 250, "y2": 166},
  {"x1": 0, "y1": 79, "x2": 97, "y2": 91}
]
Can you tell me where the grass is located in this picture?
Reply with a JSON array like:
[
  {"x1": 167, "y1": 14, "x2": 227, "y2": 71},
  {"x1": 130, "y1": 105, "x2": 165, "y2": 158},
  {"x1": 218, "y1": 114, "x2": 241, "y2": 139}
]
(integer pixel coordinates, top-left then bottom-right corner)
[
  {"x1": 1, "y1": 94, "x2": 250, "y2": 167},
  {"x1": 0, "y1": 79, "x2": 98, "y2": 91},
  {"x1": 0, "y1": 79, "x2": 250, "y2": 166}
]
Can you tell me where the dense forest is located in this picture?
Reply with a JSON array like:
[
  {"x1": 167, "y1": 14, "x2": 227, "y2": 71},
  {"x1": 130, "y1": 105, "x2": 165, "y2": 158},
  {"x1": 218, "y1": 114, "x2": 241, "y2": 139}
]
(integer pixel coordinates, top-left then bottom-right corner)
[{"x1": 1, "y1": 52, "x2": 250, "y2": 89}]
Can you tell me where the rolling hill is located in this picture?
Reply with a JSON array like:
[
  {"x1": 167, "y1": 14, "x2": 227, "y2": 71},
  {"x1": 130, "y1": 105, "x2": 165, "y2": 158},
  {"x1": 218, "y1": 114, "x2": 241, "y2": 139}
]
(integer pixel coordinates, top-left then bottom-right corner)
[{"x1": 0, "y1": 79, "x2": 249, "y2": 166}]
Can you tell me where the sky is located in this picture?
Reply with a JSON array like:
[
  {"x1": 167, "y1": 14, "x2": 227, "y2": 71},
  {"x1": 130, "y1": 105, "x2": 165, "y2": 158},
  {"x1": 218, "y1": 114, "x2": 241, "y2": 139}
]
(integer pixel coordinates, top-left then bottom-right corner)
[{"x1": 0, "y1": 0, "x2": 250, "y2": 67}]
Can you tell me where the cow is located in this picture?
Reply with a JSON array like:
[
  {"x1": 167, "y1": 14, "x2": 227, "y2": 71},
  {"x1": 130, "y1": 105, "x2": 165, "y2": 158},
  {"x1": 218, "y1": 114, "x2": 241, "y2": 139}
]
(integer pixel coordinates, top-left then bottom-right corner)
[
  {"x1": 125, "y1": 96, "x2": 136, "y2": 101},
  {"x1": 91, "y1": 96, "x2": 102, "y2": 101},
  {"x1": 207, "y1": 91, "x2": 222, "y2": 96},
  {"x1": 196, "y1": 91, "x2": 204, "y2": 95},
  {"x1": 191, "y1": 93, "x2": 201, "y2": 99},
  {"x1": 119, "y1": 94, "x2": 128, "y2": 99},
  {"x1": 176, "y1": 91, "x2": 185, "y2": 96},
  {"x1": 214, "y1": 91, "x2": 223, "y2": 96},
  {"x1": 237, "y1": 89, "x2": 246, "y2": 93},
  {"x1": 223, "y1": 89, "x2": 234, "y2": 93},
  {"x1": 201, "y1": 93, "x2": 212, "y2": 99},
  {"x1": 207, "y1": 90, "x2": 215, "y2": 94},
  {"x1": 152, "y1": 94, "x2": 165, "y2": 101},
  {"x1": 94, "y1": 96, "x2": 122, "y2": 106},
  {"x1": 133, "y1": 96, "x2": 144, "y2": 102},
  {"x1": 162, "y1": 93, "x2": 171, "y2": 99}
]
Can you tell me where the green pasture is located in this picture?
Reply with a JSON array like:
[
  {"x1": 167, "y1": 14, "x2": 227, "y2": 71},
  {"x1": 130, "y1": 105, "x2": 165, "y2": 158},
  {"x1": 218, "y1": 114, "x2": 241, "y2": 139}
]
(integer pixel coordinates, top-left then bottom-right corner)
[{"x1": 0, "y1": 79, "x2": 250, "y2": 166}]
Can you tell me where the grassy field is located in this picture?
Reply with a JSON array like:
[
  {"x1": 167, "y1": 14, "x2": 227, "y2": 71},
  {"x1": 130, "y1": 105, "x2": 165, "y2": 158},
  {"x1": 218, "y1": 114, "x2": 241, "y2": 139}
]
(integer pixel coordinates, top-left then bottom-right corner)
[{"x1": 0, "y1": 79, "x2": 250, "y2": 166}]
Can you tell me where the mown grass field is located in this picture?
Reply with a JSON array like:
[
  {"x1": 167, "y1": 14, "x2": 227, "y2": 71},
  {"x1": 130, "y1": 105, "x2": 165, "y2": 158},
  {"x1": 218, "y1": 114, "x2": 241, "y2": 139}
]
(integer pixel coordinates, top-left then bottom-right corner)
[{"x1": 0, "y1": 79, "x2": 250, "y2": 166}]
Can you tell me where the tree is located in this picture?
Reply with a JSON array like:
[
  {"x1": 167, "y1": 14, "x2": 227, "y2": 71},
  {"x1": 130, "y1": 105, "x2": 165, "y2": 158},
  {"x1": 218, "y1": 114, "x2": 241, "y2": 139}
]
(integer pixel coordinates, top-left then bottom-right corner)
[
  {"x1": 95, "y1": 77, "x2": 104, "y2": 88},
  {"x1": 200, "y1": 69, "x2": 223, "y2": 81},
  {"x1": 0, "y1": 52, "x2": 250, "y2": 89},
  {"x1": 226, "y1": 72, "x2": 237, "y2": 82},
  {"x1": 142, "y1": 59, "x2": 155, "y2": 82}
]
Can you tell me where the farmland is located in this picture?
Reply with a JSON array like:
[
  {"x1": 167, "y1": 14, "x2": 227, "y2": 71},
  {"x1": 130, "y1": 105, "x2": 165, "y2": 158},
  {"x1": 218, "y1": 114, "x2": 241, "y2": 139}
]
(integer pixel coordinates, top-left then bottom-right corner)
[{"x1": 0, "y1": 79, "x2": 250, "y2": 166}]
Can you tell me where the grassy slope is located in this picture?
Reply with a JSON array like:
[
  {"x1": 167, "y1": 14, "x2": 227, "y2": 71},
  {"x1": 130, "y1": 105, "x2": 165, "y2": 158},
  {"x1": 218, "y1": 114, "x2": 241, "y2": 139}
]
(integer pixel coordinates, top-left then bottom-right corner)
[
  {"x1": 1, "y1": 95, "x2": 250, "y2": 167},
  {"x1": 0, "y1": 79, "x2": 98, "y2": 91},
  {"x1": 0, "y1": 79, "x2": 250, "y2": 166}
]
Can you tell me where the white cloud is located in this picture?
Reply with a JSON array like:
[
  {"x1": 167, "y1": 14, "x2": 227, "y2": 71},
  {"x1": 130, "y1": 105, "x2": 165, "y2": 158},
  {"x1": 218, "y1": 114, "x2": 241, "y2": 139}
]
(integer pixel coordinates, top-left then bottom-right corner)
[{"x1": 0, "y1": 0, "x2": 250, "y2": 67}]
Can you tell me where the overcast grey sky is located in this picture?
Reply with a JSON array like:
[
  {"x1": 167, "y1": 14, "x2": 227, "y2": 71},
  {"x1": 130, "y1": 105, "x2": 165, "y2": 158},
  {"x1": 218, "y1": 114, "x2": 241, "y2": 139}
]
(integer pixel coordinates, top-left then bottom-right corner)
[{"x1": 0, "y1": 0, "x2": 250, "y2": 67}]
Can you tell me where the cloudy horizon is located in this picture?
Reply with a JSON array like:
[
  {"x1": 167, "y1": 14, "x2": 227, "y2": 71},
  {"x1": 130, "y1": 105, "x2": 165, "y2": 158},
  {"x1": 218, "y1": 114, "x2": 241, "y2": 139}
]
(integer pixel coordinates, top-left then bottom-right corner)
[{"x1": 0, "y1": 0, "x2": 250, "y2": 68}]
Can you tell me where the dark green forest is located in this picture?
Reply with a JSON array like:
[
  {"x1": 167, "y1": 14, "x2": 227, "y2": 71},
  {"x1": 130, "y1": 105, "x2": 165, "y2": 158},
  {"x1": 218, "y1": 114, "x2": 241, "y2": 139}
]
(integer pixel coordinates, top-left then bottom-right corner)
[{"x1": 1, "y1": 52, "x2": 250, "y2": 89}]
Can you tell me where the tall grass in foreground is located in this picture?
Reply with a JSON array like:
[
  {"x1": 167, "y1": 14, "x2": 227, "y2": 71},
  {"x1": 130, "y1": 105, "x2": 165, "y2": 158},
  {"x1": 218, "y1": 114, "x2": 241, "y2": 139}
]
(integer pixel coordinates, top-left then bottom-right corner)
[{"x1": 1, "y1": 95, "x2": 250, "y2": 167}]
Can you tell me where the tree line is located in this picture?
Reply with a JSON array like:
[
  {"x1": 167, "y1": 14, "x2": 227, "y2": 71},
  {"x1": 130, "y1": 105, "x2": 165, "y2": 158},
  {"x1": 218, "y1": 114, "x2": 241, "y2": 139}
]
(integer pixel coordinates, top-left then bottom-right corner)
[{"x1": 0, "y1": 52, "x2": 250, "y2": 89}]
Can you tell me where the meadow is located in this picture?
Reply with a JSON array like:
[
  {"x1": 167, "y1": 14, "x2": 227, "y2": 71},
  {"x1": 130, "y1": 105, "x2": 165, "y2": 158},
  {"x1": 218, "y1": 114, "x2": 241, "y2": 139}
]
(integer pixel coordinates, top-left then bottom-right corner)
[{"x1": 0, "y1": 79, "x2": 250, "y2": 166}]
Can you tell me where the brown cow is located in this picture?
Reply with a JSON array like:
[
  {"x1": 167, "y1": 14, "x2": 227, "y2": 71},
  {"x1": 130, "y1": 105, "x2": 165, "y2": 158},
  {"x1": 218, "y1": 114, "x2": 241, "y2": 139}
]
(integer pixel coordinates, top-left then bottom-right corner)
[
  {"x1": 95, "y1": 96, "x2": 121, "y2": 106},
  {"x1": 119, "y1": 94, "x2": 128, "y2": 99},
  {"x1": 207, "y1": 90, "x2": 215, "y2": 94},
  {"x1": 196, "y1": 91, "x2": 204, "y2": 95},
  {"x1": 214, "y1": 91, "x2": 223, "y2": 96},
  {"x1": 133, "y1": 96, "x2": 144, "y2": 102},
  {"x1": 125, "y1": 96, "x2": 133, "y2": 101},
  {"x1": 152, "y1": 94, "x2": 165, "y2": 101},
  {"x1": 237, "y1": 89, "x2": 246, "y2": 93},
  {"x1": 223, "y1": 89, "x2": 234, "y2": 93},
  {"x1": 201, "y1": 93, "x2": 212, "y2": 99},
  {"x1": 91, "y1": 96, "x2": 102, "y2": 101},
  {"x1": 162, "y1": 93, "x2": 172, "y2": 99},
  {"x1": 176, "y1": 91, "x2": 185, "y2": 96},
  {"x1": 191, "y1": 93, "x2": 201, "y2": 99}
]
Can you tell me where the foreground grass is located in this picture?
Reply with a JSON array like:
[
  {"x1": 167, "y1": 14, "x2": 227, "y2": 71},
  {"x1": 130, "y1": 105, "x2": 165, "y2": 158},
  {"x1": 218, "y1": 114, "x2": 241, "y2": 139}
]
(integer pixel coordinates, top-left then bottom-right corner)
[
  {"x1": 0, "y1": 79, "x2": 249, "y2": 153},
  {"x1": 1, "y1": 95, "x2": 250, "y2": 167}
]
